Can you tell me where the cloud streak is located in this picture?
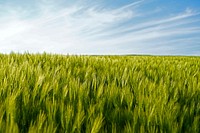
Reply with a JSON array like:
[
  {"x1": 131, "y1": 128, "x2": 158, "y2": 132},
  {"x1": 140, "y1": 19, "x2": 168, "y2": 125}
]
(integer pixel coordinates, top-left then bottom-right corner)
[{"x1": 0, "y1": 0, "x2": 200, "y2": 55}]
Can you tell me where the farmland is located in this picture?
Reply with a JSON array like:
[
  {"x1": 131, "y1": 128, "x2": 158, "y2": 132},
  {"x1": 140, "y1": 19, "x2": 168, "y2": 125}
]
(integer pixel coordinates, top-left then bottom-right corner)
[{"x1": 0, "y1": 53, "x2": 199, "y2": 133}]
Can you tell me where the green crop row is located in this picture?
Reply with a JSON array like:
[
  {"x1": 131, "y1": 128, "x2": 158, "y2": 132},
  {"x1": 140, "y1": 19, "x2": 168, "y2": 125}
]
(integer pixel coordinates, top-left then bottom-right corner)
[{"x1": 0, "y1": 53, "x2": 199, "y2": 133}]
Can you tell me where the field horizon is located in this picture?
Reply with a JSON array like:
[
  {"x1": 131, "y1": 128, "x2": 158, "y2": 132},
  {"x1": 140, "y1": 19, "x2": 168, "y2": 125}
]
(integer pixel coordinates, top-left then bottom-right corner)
[{"x1": 1, "y1": 52, "x2": 200, "y2": 57}]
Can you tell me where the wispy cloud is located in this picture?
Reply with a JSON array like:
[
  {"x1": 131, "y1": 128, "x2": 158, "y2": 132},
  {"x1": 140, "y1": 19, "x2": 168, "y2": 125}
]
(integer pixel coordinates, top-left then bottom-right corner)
[{"x1": 0, "y1": 0, "x2": 200, "y2": 55}]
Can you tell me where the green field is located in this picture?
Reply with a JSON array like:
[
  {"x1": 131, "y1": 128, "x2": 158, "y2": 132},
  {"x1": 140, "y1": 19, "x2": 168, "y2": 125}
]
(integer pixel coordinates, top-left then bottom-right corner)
[{"x1": 0, "y1": 53, "x2": 199, "y2": 133}]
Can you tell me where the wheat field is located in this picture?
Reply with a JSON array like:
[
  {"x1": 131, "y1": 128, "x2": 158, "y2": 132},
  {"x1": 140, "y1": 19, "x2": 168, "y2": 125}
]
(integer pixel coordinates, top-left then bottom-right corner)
[{"x1": 0, "y1": 53, "x2": 199, "y2": 133}]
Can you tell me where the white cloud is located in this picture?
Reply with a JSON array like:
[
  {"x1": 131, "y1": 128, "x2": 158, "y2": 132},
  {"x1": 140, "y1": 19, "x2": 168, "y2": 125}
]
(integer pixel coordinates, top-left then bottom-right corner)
[{"x1": 0, "y1": 0, "x2": 200, "y2": 55}]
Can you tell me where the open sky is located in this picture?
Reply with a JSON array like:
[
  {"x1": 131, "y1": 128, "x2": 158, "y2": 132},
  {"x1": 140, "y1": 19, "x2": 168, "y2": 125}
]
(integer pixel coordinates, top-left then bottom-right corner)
[{"x1": 0, "y1": 0, "x2": 200, "y2": 55}]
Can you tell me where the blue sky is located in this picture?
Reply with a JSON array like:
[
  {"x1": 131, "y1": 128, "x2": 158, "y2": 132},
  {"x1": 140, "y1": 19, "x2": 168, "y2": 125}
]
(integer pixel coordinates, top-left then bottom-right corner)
[{"x1": 0, "y1": 0, "x2": 200, "y2": 55}]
